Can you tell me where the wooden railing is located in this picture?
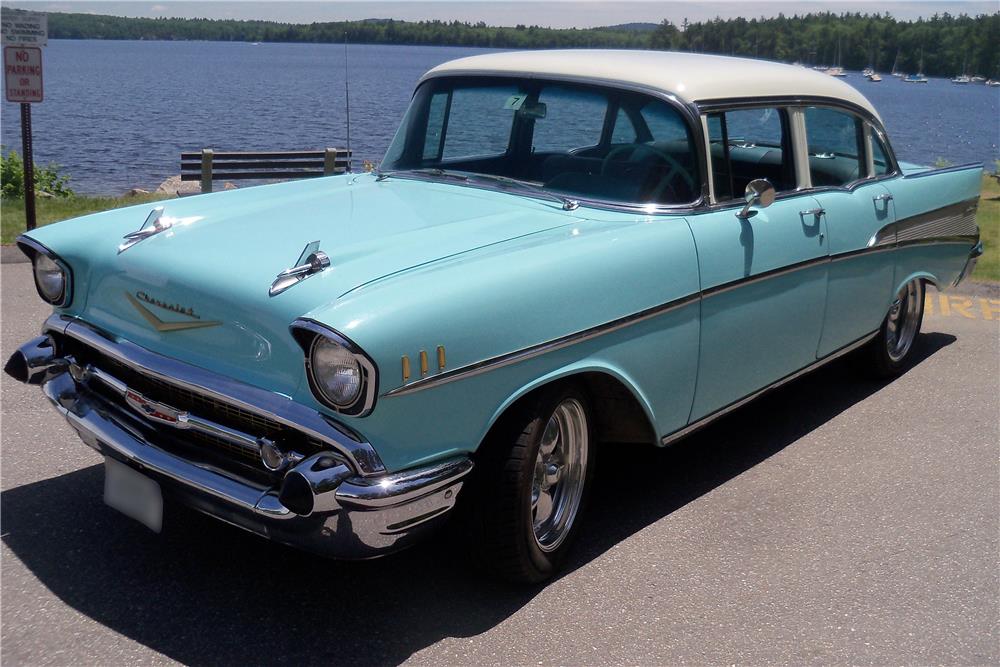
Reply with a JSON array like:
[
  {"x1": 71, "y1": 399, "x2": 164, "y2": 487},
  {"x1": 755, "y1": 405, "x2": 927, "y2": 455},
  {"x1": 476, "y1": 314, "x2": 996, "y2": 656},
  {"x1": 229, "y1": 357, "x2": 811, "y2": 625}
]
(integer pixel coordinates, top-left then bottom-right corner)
[{"x1": 180, "y1": 148, "x2": 352, "y2": 193}]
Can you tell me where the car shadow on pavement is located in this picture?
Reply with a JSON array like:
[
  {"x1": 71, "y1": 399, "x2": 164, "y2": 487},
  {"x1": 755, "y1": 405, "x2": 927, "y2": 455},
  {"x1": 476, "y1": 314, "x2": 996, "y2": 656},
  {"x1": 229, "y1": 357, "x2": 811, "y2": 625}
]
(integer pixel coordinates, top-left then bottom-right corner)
[{"x1": 1, "y1": 333, "x2": 955, "y2": 666}]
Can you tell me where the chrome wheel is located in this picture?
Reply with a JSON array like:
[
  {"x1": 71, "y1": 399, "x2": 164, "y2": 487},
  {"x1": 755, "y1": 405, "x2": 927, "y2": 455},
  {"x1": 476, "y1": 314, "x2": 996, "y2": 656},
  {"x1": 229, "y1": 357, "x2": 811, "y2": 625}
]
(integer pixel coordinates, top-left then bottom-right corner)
[
  {"x1": 530, "y1": 398, "x2": 589, "y2": 553},
  {"x1": 886, "y1": 279, "x2": 923, "y2": 362}
]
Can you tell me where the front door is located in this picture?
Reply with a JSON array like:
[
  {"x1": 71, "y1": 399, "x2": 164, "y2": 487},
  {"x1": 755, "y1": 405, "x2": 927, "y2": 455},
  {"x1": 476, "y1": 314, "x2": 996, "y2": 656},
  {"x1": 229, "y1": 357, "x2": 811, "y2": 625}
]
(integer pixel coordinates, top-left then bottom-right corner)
[
  {"x1": 687, "y1": 106, "x2": 829, "y2": 422},
  {"x1": 687, "y1": 196, "x2": 829, "y2": 421}
]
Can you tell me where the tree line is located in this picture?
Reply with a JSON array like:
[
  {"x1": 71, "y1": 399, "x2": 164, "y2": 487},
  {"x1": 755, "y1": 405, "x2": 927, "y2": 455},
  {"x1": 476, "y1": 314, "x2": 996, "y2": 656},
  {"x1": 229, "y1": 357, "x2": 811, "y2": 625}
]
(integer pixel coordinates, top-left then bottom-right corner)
[{"x1": 12, "y1": 9, "x2": 1000, "y2": 77}]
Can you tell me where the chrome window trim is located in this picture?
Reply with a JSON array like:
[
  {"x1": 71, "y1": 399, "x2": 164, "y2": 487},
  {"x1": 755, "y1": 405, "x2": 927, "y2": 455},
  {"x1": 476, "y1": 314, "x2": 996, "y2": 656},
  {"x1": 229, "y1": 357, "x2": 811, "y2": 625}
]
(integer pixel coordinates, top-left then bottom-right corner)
[
  {"x1": 697, "y1": 97, "x2": 903, "y2": 204},
  {"x1": 16, "y1": 234, "x2": 74, "y2": 308},
  {"x1": 43, "y1": 314, "x2": 386, "y2": 476},
  {"x1": 289, "y1": 319, "x2": 379, "y2": 417},
  {"x1": 398, "y1": 72, "x2": 710, "y2": 214}
]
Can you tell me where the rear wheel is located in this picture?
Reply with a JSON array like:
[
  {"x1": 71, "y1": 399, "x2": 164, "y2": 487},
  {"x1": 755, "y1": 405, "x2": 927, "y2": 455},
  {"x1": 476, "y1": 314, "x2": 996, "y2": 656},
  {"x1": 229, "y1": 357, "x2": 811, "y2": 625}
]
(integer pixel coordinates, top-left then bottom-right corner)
[
  {"x1": 469, "y1": 385, "x2": 595, "y2": 583},
  {"x1": 865, "y1": 278, "x2": 925, "y2": 377}
]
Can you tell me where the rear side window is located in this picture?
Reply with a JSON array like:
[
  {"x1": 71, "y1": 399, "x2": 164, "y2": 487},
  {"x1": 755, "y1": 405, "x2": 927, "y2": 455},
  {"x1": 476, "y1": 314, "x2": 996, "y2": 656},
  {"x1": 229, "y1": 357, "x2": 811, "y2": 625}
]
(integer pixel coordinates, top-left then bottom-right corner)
[
  {"x1": 805, "y1": 107, "x2": 864, "y2": 187},
  {"x1": 707, "y1": 107, "x2": 794, "y2": 200}
]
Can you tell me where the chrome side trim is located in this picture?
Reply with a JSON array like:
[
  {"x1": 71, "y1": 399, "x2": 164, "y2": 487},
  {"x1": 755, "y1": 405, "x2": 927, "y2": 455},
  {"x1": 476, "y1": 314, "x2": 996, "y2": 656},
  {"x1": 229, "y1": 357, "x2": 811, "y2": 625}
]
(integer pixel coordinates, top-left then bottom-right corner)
[
  {"x1": 44, "y1": 314, "x2": 386, "y2": 476},
  {"x1": 383, "y1": 242, "x2": 912, "y2": 398},
  {"x1": 384, "y1": 292, "x2": 701, "y2": 397},
  {"x1": 701, "y1": 255, "x2": 829, "y2": 299},
  {"x1": 660, "y1": 330, "x2": 878, "y2": 447},
  {"x1": 901, "y1": 162, "x2": 983, "y2": 179},
  {"x1": 868, "y1": 197, "x2": 979, "y2": 248}
]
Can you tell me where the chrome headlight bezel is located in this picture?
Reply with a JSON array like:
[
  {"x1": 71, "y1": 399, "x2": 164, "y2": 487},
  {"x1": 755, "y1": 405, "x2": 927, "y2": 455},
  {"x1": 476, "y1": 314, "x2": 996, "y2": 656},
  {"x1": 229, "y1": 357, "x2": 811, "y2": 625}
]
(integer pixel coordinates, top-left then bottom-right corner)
[
  {"x1": 18, "y1": 236, "x2": 72, "y2": 307},
  {"x1": 291, "y1": 319, "x2": 378, "y2": 417}
]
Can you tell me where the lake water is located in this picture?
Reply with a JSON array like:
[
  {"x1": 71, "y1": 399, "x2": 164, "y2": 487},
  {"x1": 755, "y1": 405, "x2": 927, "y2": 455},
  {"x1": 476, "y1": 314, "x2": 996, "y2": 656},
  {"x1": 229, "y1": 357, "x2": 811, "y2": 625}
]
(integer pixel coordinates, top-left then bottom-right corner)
[{"x1": 2, "y1": 40, "x2": 998, "y2": 195}]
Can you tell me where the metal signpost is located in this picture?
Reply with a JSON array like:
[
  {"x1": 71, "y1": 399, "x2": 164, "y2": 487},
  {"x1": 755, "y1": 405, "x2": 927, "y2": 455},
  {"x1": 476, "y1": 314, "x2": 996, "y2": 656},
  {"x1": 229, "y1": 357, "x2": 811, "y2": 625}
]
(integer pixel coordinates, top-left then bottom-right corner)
[{"x1": 2, "y1": 11, "x2": 47, "y2": 230}]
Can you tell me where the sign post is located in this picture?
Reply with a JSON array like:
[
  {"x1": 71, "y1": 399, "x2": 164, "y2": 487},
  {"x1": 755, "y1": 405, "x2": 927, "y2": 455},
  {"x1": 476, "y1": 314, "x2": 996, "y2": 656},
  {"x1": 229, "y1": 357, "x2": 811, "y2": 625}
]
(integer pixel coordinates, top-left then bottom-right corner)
[{"x1": 2, "y1": 11, "x2": 47, "y2": 231}]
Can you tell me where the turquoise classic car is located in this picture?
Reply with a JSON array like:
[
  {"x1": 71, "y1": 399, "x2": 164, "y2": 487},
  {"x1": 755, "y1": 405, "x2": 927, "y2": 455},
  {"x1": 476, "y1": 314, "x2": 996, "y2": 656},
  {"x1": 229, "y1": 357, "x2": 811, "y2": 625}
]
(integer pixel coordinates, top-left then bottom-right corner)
[{"x1": 7, "y1": 51, "x2": 983, "y2": 582}]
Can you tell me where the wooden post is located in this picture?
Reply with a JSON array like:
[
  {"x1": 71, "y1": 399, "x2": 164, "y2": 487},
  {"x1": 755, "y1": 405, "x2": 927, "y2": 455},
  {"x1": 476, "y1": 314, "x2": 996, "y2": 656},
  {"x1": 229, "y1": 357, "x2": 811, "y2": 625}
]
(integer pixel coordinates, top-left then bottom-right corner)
[
  {"x1": 324, "y1": 148, "x2": 338, "y2": 175},
  {"x1": 201, "y1": 149, "x2": 214, "y2": 193}
]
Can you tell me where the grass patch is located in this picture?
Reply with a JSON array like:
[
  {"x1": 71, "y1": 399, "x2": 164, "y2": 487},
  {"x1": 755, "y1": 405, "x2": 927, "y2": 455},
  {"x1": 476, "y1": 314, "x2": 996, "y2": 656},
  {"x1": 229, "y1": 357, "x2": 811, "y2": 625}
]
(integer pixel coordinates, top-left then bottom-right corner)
[
  {"x1": 1, "y1": 193, "x2": 172, "y2": 244},
  {"x1": 973, "y1": 174, "x2": 999, "y2": 283}
]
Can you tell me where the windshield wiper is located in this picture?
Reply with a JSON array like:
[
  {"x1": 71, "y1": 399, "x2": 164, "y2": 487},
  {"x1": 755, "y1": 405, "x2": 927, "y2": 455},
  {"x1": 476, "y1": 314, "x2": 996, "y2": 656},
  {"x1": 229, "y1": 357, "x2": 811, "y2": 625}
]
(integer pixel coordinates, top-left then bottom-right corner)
[
  {"x1": 463, "y1": 173, "x2": 580, "y2": 211},
  {"x1": 375, "y1": 168, "x2": 580, "y2": 211}
]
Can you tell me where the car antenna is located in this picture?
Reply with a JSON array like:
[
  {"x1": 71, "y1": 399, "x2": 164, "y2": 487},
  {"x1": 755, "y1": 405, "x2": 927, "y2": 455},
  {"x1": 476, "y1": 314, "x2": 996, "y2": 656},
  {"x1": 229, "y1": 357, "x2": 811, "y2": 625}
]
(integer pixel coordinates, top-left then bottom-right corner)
[{"x1": 344, "y1": 31, "x2": 352, "y2": 173}]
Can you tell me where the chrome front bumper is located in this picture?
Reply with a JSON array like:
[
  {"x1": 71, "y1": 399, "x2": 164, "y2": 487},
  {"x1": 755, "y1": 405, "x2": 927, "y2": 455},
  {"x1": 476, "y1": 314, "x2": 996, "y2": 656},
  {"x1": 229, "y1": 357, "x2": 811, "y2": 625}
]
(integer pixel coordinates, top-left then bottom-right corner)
[{"x1": 6, "y1": 319, "x2": 472, "y2": 559}]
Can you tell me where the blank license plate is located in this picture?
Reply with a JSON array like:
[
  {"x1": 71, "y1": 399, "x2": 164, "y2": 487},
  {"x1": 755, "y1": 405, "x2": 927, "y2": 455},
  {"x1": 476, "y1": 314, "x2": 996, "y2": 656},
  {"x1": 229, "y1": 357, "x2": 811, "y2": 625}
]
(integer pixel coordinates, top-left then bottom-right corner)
[{"x1": 104, "y1": 457, "x2": 163, "y2": 533}]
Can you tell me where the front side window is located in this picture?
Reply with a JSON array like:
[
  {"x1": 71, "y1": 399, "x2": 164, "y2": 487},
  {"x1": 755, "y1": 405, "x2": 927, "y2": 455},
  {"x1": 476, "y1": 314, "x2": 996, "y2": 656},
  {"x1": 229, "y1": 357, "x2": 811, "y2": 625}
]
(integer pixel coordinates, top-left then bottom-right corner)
[
  {"x1": 804, "y1": 107, "x2": 865, "y2": 187},
  {"x1": 707, "y1": 107, "x2": 794, "y2": 201},
  {"x1": 382, "y1": 77, "x2": 700, "y2": 206}
]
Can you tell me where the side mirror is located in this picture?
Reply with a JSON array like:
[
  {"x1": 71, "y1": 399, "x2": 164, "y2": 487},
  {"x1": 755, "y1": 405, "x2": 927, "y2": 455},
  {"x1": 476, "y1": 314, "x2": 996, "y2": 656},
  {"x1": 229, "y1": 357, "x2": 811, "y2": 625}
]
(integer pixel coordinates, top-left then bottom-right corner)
[{"x1": 736, "y1": 179, "x2": 776, "y2": 219}]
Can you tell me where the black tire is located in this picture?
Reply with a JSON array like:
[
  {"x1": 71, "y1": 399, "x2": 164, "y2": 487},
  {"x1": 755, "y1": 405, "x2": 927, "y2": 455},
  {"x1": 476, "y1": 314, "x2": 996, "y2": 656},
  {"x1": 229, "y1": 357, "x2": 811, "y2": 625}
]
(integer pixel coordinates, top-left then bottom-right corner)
[
  {"x1": 467, "y1": 383, "x2": 595, "y2": 584},
  {"x1": 864, "y1": 278, "x2": 926, "y2": 378}
]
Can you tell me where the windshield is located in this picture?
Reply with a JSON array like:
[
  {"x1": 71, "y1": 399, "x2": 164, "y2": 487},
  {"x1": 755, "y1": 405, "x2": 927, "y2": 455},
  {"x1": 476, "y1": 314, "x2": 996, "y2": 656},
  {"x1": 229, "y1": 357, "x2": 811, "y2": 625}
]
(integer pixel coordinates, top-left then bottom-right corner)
[{"x1": 382, "y1": 76, "x2": 700, "y2": 206}]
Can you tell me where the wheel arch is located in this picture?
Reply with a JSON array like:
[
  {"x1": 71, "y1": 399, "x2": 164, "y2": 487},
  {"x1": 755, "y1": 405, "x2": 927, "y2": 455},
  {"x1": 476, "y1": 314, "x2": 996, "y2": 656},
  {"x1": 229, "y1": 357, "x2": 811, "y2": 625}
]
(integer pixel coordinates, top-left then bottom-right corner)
[{"x1": 484, "y1": 361, "x2": 658, "y2": 447}]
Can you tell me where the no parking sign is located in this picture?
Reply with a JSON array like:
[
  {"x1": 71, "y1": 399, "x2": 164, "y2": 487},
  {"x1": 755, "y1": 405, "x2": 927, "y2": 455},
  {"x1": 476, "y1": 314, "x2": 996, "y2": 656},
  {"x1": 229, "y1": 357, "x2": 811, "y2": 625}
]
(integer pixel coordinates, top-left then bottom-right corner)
[{"x1": 4, "y1": 46, "x2": 43, "y2": 102}]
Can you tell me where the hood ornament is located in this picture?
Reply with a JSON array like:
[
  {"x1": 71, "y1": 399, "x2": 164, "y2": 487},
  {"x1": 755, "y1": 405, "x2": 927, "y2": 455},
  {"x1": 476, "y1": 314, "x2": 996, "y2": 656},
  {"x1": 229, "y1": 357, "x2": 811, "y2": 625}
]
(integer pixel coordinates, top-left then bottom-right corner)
[
  {"x1": 269, "y1": 241, "x2": 331, "y2": 297},
  {"x1": 118, "y1": 206, "x2": 170, "y2": 254}
]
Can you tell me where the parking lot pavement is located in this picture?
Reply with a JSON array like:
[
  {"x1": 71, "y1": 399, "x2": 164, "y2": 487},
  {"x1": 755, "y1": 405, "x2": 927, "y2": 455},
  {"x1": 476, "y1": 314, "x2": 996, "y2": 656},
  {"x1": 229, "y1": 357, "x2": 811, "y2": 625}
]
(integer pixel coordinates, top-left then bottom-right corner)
[{"x1": 2, "y1": 260, "x2": 997, "y2": 666}]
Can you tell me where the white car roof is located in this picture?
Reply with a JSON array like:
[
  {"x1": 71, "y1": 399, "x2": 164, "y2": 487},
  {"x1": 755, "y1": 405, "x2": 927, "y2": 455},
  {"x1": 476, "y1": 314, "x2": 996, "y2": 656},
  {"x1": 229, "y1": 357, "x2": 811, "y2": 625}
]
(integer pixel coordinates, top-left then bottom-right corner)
[{"x1": 423, "y1": 50, "x2": 881, "y2": 120}]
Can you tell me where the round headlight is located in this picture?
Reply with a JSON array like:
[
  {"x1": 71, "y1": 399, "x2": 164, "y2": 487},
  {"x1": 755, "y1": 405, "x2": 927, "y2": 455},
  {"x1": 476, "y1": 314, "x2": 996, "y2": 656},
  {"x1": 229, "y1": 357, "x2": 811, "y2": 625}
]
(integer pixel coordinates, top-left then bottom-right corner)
[
  {"x1": 33, "y1": 254, "x2": 66, "y2": 304},
  {"x1": 309, "y1": 336, "x2": 362, "y2": 408}
]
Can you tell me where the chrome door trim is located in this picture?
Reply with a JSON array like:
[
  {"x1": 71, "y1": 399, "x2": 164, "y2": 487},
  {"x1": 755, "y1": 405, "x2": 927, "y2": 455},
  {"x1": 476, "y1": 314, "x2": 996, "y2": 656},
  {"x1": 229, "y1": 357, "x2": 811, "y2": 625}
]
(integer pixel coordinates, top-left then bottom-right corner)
[{"x1": 659, "y1": 330, "x2": 878, "y2": 447}]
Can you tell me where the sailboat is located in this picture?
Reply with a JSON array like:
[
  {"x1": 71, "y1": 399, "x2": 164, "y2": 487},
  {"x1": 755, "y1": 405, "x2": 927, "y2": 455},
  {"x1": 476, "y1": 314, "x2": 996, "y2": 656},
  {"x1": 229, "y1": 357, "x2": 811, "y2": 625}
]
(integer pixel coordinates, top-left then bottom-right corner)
[
  {"x1": 890, "y1": 49, "x2": 905, "y2": 77},
  {"x1": 904, "y1": 50, "x2": 928, "y2": 83},
  {"x1": 826, "y1": 38, "x2": 847, "y2": 77},
  {"x1": 952, "y1": 59, "x2": 971, "y2": 84}
]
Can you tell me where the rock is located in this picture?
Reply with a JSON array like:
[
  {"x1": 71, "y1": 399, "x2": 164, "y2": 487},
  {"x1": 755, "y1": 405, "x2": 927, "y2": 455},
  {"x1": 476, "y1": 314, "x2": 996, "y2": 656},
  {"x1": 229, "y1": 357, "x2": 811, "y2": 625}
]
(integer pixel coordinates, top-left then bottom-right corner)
[
  {"x1": 125, "y1": 188, "x2": 150, "y2": 197},
  {"x1": 155, "y1": 174, "x2": 201, "y2": 196},
  {"x1": 222, "y1": 182, "x2": 238, "y2": 190}
]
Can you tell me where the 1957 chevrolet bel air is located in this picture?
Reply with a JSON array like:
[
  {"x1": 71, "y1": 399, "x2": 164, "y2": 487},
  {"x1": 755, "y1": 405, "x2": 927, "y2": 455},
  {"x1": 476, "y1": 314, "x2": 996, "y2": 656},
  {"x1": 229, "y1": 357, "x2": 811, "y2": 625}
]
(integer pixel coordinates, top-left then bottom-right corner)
[{"x1": 7, "y1": 51, "x2": 983, "y2": 582}]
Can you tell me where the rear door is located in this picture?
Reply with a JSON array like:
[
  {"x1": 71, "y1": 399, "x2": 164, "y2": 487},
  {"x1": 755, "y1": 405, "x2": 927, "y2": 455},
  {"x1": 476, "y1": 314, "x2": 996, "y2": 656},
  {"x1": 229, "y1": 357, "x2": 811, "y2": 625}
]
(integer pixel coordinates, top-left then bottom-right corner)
[{"x1": 802, "y1": 107, "x2": 898, "y2": 357}]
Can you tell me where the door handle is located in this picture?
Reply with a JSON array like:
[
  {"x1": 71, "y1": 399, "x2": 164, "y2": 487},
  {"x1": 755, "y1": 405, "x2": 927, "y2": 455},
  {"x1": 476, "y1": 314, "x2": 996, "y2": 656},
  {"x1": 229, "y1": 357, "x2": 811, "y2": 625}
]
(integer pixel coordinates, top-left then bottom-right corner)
[
  {"x1": 873, "y1": 193, "x2": 893, "y2": 202},
  {"x1": 799, "y1": 207, "x2": 825, "y2": 217}
]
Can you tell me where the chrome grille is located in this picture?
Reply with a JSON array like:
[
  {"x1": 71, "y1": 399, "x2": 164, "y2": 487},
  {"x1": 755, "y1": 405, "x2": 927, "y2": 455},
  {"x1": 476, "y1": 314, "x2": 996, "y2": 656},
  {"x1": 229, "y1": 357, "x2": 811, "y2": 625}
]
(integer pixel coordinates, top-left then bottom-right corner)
[{"x1": 61, "y1": 337, "x2": 329, "y2": 475}]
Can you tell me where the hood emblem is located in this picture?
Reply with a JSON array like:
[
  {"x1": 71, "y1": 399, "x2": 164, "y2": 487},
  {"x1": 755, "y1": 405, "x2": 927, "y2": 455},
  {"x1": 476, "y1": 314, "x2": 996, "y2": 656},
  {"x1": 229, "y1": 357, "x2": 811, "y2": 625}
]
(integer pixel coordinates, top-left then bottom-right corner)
[
  {"x1": 269, "y1": 240, "x2": 331, "y2": 297},
  {"x1": 126, "y1": 291, "x2": 221, "y2": 332}
]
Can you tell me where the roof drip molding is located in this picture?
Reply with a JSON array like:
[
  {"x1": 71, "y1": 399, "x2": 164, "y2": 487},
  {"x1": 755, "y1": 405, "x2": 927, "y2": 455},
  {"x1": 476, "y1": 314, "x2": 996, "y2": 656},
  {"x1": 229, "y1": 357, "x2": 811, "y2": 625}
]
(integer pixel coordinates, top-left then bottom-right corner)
[{"x1": 422, "y1": 50, "x2": 881, "y2": 122}]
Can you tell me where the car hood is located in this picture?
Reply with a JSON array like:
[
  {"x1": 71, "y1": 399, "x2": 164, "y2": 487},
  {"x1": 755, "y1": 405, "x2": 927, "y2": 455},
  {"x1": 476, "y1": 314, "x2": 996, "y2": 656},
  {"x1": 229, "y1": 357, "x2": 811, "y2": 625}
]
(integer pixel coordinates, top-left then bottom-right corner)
[{"x1": 32, "y1": 174, "x2": 580, "y2": 394}]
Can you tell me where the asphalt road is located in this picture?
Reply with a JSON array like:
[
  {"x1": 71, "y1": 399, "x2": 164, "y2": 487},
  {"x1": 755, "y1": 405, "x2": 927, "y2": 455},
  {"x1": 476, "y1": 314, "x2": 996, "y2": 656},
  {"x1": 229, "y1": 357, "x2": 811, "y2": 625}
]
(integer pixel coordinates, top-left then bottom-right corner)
[{"x1": 2, "y1": 262, "x2": 998, "y2": 666}]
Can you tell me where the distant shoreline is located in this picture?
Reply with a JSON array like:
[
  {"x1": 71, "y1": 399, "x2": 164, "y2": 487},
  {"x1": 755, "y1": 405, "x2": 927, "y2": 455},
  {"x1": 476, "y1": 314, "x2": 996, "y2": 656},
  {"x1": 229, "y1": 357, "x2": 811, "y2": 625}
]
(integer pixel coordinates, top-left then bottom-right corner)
[{"x1": 8, "y1": 8, "x2": 999, "y2": 78}]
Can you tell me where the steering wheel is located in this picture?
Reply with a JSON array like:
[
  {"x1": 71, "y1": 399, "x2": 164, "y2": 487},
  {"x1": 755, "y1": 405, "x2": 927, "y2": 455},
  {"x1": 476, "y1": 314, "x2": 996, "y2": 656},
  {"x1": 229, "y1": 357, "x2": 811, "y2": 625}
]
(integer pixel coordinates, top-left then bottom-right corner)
[{"x1": 600, "y1": 143, "x2": 696, "y2": 202}]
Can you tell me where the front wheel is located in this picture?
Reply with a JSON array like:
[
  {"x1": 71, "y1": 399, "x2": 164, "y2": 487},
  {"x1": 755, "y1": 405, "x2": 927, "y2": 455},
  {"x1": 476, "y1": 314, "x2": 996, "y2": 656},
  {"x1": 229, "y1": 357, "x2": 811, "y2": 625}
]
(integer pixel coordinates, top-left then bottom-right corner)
[
  {"x1": 469, "y1": 385, "x2": 595, "y2": 583},
  {"x1": 865, "y1": 278, "x2": 926, "y2": 377}
]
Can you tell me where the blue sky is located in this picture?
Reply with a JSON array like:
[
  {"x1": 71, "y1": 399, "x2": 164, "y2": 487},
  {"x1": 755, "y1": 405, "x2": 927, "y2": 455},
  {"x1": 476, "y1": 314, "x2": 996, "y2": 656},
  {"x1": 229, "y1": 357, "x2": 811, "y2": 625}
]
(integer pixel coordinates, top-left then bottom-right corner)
[{"x1": 7, "y1": 1, "x2": 997, "y2": 28}]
